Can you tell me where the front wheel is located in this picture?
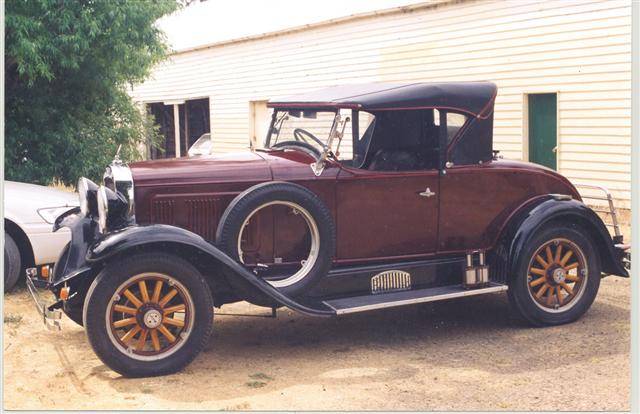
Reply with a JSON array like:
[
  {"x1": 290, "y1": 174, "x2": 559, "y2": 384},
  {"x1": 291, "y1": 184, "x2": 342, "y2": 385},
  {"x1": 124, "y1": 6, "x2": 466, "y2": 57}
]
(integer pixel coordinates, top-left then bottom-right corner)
[
  {"x1": 508, "y1": 225, "x2": 601, "y2": 326},
  {"x1": 83, "y1": 253, "x2": 213, "y2": 377}
]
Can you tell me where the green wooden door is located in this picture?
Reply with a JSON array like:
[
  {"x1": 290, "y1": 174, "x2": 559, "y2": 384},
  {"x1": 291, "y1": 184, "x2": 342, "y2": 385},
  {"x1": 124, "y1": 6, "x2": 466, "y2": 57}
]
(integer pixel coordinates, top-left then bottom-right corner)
[{"x1": 528, "y1": 93, "x2": 557, "y2": 170}]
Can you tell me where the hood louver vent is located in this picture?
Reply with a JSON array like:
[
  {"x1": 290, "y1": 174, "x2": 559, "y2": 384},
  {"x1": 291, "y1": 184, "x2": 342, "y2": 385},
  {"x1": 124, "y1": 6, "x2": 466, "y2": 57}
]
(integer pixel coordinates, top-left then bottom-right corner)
[
  {"x1": 185, "y1": 198, "x2": 218, "y2": 241},
  {"x1": 152, "y1": 199, "x2": 175, "y2": 225},
  {"x1": 150, "y1": 195, "x2": 224, "y2": 242}
]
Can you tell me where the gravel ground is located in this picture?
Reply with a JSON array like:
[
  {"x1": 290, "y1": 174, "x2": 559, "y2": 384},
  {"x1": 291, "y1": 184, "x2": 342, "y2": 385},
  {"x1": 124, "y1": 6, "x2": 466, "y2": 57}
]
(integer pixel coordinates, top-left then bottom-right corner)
[{"x1": 2, "y1": 275, "x2": 630, "y2": 411}]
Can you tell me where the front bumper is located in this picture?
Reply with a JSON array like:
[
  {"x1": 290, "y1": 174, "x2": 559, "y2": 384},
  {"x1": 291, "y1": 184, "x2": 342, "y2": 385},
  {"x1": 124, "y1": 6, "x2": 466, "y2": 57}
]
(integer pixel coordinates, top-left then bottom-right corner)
[
  {"x1": 615, "y1": 243, "x2": 631, "y2": 271},
  {"x1": 25, "y1": 268, "x2": 63, "y2": 330}
]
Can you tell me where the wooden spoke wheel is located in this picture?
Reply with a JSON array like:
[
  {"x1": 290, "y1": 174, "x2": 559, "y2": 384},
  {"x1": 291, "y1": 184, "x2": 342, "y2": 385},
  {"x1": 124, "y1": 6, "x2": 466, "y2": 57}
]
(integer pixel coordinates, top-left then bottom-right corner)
[
  {"x1": 526, "y1": 238, "x2": 588, "y2": 312},
  {"x1": 106, "y1": 273, "x2": 195, "y2": 361}
]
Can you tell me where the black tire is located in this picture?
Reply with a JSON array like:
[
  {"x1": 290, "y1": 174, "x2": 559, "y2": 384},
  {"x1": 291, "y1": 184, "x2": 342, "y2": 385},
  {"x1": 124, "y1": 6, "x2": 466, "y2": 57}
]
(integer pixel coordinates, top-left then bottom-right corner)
[
  {"x1": 216, "y1": 181, "x2": 335, "y2": 297},
  {"x1": 4, "y1": 233, "x2": 22, "y2": 292},
  {"x1": 83, "y1": 252, "x2": 213, "y2": 377},
  {"x1": 508, "y1": 225, "x2": 601, "y2": 326}
]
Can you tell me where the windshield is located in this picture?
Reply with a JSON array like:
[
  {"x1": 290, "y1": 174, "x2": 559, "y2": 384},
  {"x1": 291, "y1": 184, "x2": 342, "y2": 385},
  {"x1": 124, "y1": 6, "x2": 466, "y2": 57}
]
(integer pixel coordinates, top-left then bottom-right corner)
[
  {"x1": 265, "y1": 109, "x2": 376, "y2": 168},
  {"x1": 267, "y1": 110, "x2": 338, "y2": 152}
]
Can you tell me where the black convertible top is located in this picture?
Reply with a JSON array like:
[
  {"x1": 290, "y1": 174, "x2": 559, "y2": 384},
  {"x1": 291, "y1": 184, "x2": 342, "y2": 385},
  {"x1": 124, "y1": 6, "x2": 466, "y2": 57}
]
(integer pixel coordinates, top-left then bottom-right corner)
[{"x1": 268, "y1": 81, "x2": 497, "y2": 118}]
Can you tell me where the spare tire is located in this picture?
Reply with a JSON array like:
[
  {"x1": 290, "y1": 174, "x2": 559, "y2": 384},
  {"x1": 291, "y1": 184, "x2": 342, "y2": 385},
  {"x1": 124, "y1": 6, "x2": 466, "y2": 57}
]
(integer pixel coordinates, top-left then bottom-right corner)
[{"x1": 216, "y1": 181, "x2": 335, "y2": 297}]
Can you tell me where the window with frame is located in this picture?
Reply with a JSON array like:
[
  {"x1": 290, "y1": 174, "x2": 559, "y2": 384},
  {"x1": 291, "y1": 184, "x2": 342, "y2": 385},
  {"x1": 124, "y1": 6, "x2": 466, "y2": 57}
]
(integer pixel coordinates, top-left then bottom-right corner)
[
  {"x1": 357, "y1": 109, "x2": 439, "y2": 172},
  {"x1": 434, "y1": 111, "x2": 468, "y2": 145},
  {"x1": 355, "y1": 109, "x2": 469, "y2": 172}
]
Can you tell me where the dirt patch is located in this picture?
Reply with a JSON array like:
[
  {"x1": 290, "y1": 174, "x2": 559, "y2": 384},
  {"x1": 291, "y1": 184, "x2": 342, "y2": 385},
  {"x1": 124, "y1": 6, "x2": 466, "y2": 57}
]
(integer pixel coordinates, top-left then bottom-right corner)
[{"x1": 2, "y1": 277, "x2": 630, "y2": 410}]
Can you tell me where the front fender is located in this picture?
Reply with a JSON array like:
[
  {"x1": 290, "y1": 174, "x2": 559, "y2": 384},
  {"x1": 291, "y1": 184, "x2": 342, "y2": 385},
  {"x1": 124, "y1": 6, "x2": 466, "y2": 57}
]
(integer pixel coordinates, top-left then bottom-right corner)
[
  {"x1": 508, "y1": 197, "x2": 628, "y2": 278},
  {"x1": 86, "y1": 224, "x2": 334, "y2": 317},
  {"x1": 51, "y1": 209, "x2": 99, "y2": 287}
]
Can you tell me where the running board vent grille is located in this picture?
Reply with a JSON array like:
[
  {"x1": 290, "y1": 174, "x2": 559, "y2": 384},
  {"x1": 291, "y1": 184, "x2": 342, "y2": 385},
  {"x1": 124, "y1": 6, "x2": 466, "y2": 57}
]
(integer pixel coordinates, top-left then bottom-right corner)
[{"x1": 371, "y1": 270, "x2": 411, "y2": 294}]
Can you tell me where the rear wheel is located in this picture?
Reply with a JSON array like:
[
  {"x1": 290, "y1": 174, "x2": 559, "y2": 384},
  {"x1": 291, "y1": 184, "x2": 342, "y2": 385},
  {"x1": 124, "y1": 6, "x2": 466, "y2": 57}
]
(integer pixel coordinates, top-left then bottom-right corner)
[
  {"x1": 508, "y1": 226, "x2": 600, "y2": 326},
  {"x1": 84, "y1": 253, "x2": 213, "y2": 377},
  {"x1": 4, "y1": 233, "x2": 22, "y2": 292}
]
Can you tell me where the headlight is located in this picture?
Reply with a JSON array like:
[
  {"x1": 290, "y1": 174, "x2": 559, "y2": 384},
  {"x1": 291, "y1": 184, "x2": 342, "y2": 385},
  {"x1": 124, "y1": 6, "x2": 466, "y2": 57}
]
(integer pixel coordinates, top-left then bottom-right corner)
[
  {"x1": 37, "y1": 206, "x2": 77, "y2": 224},
  {"x1": 103, "y1": 163, "x2": 134, "y2": 217},
  {"x1": 97, "y1": 186, "x2": 109, "y2": 233},
  {"x1": 78, "y1": 177, "x2": 99, "y2": 216},
  {"x1": 96, "y1": 185, "x2": 130, "y2": 233}
]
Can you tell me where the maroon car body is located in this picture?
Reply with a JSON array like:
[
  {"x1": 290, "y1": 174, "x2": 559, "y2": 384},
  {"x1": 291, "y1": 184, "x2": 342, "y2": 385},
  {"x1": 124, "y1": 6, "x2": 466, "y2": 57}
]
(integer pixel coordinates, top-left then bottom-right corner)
[
  {"x1": 131, "y1": 146, "x2": 578, "y2": 264},
  {"x1": 34, "y1": 82, "x2": 629, "y2": 378}
]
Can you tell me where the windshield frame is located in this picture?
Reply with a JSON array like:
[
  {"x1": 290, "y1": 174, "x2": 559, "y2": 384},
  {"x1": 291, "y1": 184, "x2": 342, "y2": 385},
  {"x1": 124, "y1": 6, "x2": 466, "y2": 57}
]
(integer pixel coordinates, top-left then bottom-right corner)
[
  {"x1": 264, "y1": 108, "x2": 341, "y2": 156},
  {"x1": 264, "y1": 108, "x2": 369, "y2": 164}
]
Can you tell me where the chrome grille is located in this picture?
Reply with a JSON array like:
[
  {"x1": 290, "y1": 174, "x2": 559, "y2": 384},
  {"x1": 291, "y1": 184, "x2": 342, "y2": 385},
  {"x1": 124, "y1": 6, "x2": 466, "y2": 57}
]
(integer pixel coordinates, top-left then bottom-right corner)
[{"x1": 371, "y1": 270, "x2": 411, "y2": 294}]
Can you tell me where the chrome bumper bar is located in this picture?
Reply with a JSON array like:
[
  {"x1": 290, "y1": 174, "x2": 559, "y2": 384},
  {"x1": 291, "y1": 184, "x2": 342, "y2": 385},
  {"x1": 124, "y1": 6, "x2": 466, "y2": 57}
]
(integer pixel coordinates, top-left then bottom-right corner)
[
  {"x1": 614, "y1": 244, "x2": 631, "y2": 271},
  {"x1": 25, "y1": 268, "x2": 62, "y2": 331},
  {"x1": 574, "y1": 183, "x2": 622, "y2": 237}
]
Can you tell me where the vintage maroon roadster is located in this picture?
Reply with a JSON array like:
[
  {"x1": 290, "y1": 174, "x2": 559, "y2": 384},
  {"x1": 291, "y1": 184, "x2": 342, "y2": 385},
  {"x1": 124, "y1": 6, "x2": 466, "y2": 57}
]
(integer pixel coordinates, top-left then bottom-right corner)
[{"x1": 27, "y1": 82, "x2": 630, "y2": 377}]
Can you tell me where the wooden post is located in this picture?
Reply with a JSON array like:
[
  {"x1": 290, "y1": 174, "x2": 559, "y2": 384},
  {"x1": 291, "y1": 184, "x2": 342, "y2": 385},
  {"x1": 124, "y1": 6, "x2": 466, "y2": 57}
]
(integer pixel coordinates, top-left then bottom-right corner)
[{"x1": 173, "y1": 104, "x2": 181, "y2": 158}]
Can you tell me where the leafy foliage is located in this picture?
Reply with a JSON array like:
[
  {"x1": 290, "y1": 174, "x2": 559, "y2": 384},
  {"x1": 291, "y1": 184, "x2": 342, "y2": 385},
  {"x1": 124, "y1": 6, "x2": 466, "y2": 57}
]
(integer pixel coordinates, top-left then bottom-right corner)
[{"x1": 5, "y1": 0, "x2": 178, "y2": 185}]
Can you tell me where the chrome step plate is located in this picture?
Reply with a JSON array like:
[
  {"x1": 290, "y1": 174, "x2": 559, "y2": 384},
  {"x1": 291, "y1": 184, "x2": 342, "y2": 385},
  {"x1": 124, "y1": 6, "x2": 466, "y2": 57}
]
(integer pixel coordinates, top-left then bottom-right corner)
[{"x1": 323, "y1": 282, "x2": 508, "y2": 315}]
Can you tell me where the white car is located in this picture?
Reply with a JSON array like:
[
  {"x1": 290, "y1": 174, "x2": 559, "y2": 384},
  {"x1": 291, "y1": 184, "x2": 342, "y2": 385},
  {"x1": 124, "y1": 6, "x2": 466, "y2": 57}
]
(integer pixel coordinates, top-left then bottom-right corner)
[{"x1": 4, "y1": 181, "x2": 78, "y2": 291}]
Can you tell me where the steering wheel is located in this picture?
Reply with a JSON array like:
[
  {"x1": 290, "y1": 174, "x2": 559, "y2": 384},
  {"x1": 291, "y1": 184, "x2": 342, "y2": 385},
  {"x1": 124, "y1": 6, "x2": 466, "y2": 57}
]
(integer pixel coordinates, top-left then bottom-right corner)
[
  {"x1": 293, "y1": 128, "x2": 325, "y2": 147},
  {"x1": 271, "y1": 140, "x2": 321, "y2": 157}
]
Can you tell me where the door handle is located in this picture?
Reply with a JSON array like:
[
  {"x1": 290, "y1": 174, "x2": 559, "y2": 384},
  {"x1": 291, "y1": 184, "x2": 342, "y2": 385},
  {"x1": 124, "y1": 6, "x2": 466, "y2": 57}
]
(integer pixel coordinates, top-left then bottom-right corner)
[{"x1": 419, "y1": 187, "x2": 436, "y2": 198}]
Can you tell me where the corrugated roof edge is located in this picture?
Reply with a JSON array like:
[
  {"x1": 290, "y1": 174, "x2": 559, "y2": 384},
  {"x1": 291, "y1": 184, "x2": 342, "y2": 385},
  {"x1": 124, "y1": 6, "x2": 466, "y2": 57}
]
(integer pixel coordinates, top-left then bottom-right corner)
[{"x1": 170, "y1": 0, "x2": 459, "y2": 55}]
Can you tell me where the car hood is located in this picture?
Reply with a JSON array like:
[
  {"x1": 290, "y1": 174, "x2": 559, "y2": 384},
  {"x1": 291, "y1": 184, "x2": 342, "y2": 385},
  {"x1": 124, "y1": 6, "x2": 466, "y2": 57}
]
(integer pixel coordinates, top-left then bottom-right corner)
[
  {"x1": 4, "y1": 181, "x2": 78, "y2": 225},
  {"x1": 130, "y1": 151, "x2": 273, "y2": 186},
  {"x1": 5, "y1": 181, "x2": 78, "y2": 207},
  {"x1": 129, "y1": 149, "x2": 321, "y2": 188}
]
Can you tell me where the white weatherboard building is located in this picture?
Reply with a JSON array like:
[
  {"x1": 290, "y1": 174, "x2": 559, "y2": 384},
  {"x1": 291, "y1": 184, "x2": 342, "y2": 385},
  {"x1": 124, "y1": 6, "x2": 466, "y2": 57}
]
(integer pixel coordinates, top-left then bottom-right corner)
[{"x1": 130, "y1": 0, "x2": 632, "y2": 209}]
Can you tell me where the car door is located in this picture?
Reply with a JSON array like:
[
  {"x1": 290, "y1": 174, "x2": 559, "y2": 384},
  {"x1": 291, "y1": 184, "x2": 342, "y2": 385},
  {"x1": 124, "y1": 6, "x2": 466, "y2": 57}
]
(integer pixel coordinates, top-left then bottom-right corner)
[
  {"x1": 333, "y1": 109, "x2": 444, "y2": 264},
  {"x1": 334, "y1": 169, "x2": 439, "y2": 263}
]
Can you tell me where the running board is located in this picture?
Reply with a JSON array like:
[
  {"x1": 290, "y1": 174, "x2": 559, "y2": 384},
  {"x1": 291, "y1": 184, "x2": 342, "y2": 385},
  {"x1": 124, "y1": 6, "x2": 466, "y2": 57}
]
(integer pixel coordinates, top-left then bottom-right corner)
[{"x1": 322, "y1": 282, "x2": 508, "y2": 315}]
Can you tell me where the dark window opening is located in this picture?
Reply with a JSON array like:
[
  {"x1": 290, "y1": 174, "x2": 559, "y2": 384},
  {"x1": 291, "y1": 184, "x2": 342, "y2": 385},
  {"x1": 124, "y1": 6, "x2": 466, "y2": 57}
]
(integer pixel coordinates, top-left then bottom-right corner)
[
  {"x1": 361, "y1": 109, "x2": 468, "y2": 172},
  {"x1": 147, "y1": 103, "x2": 176, "y2": 159},
  {"x1": 146, "y1": 98, "x2": 210, "y2": 159}
]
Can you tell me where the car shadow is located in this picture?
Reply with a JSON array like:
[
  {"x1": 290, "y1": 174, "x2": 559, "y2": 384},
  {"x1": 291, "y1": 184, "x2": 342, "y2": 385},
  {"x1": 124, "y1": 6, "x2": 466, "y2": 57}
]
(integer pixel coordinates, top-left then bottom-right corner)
[{"x1": 92, "y1": 291, "x2": 629, "y2": 404}]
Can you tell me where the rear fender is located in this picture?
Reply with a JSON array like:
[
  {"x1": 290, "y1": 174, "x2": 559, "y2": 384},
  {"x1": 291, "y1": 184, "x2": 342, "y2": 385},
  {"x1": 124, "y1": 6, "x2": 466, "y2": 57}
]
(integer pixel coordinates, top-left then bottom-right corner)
[
  {"x1": 501, "y1": 196, "x2": 628, "y2": 278},
  {"x1": 86, "y1": 224, "x2": 333, "y2": 316}
]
